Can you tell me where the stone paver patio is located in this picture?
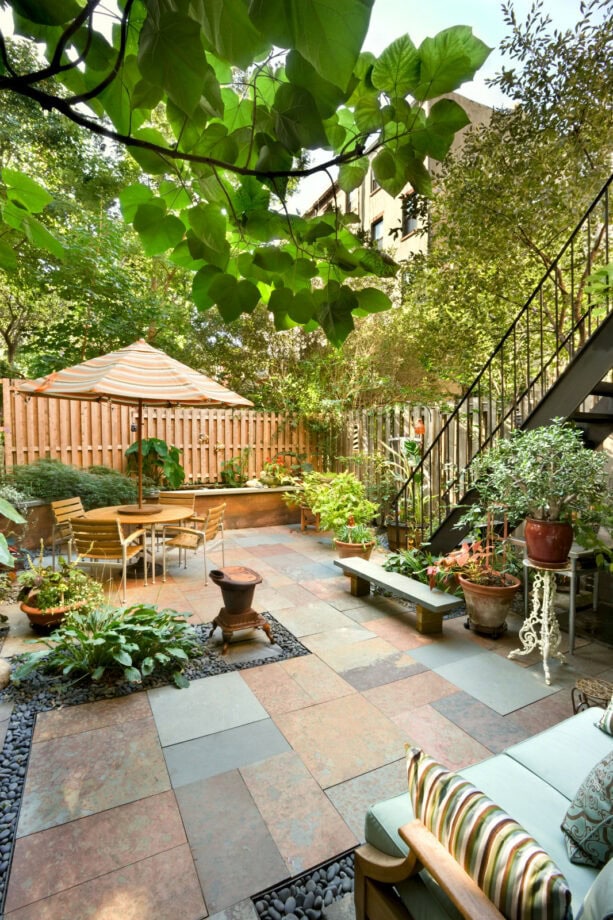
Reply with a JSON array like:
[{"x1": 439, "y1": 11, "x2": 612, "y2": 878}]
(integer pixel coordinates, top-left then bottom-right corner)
[{"x1": 2, "y1": 524, "x2": 612, "y2": 918}]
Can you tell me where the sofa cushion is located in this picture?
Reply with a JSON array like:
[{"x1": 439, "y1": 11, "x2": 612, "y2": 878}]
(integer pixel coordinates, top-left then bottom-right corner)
[
  {"x1": 596, "y1": 698, "x2": 613, "y2": 738},
  {"x1": 505, "y1": 707, "x2": 612, "y2": 800},
  {"x1": 407, "y1": 747, "x2": 572, "y2": 920},
  {"x1": 579, "y1": 857, "x2": 613, "y2": 920},
  {"x1": 562, "y1": 752, "x2": 613, "y2": 868}
]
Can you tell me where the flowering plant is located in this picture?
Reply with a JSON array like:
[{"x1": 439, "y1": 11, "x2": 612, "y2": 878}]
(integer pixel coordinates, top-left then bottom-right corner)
[
  {"x1": 17, "y1": 549, "x2": 104, "y2": 613},
  {"x1": 259, "y1": 455, "x2": 295, "y2": 487}
]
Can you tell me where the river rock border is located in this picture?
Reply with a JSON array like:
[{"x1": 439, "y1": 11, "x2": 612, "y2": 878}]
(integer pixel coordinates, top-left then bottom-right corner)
[{"x1": 253, "y1": 849, "x2": 355, "y2": 919}]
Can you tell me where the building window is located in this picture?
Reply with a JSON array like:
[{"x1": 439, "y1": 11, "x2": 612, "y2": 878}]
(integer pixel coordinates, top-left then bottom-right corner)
[
  {"x1": 371, "y1": 218, "x2": 383, "y2": 250},
  {"x1": 401, "y1": 193, "x2": 423, "y2": 236},
  {"x1": 370, "y1": 171, "x2": 380, "y2": 194}
]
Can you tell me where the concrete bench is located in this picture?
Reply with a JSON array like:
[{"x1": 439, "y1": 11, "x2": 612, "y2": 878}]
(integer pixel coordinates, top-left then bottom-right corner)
[{"x1": 333, "y1": 557, "x2": 460, "y2": 634}]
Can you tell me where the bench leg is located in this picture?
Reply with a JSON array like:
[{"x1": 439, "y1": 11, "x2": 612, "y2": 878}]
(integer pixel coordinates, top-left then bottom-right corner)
[
  {"x1": 350, "y1": 574, "x2": 371, "y2": 597},
  {"x1": 415, "y1": 604, "x2": 443, "y2": 635}
]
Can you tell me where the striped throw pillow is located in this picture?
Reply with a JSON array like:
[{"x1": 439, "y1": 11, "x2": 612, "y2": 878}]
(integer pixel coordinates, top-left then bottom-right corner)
[
  {"x1": 407, "y1": 747, "x2": 572, "y2": 920},
  {"x1": 596, "y1": 697, "x2": 613, "y2": 736}
]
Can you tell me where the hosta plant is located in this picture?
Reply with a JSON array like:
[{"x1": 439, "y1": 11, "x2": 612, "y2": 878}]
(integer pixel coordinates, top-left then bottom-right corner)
[{"x1": 12, "y1": 604, "x2": 201, "y2": 689}]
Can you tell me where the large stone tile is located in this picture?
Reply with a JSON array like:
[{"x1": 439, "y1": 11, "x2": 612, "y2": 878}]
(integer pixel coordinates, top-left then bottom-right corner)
[
  {"x1": 240, "y1": 656, "x2": 354, "y2": 714},
  {"x1": 409, "y1": 634, "x2": 487, "y2": 669},
  {"x1": 6, "y1": 791, "x2": 185, "y2": 912},
  {"x1": 241, "y1": 750, "x2": 357, "y2": 875},
  {"x1": 301, "y1": 635, "x2": 400, "y2": 674},
  {"x1": 17, "y1": 717, "x2": 170, "y2": 837},
  {"x1": 164, "y1": 719, "x2": 291, "y2": 787},
  {"x1": 33, "y1": 693, "x2": 152, "y2": 742},
  {"x1": 363, "y1": 670, "x2": 458, "y2": 716},
  {"x1": 175, "y1": 769, "x2": 286, "y2": 914},
  {"x1": 510, "y1": 688, "x2": 575, "y2": 734},
  {"x1": 273, "y1": 695, "x2": 406, "y2": 788},
  {"x1": 208, "y1": 901, "x2": 259, "y2": 920},
  {"x1": 270, "y1": 602, "x2": 357, "y2": 638},
  {"x1": 361, "y1": 616, "x2": 435, "y2": 651},
  {"x1": 431, "y1": 691, "x2": 531, "y2": 753},
  {"x1": 434, "y1": 650, "x2": 559, "y2": 715},
  {"x1": 148, "y1": 672, "x2": 268, "y2": 747},
  {"x1": 4, "y1": 844, "x2": 206, "y2": 920},
  {"x1": 325, "y1": 759, "x2": 407, "y2": 841},
  {"x1": 392, "y1": 704, "x2": 493, "y2": 771}
]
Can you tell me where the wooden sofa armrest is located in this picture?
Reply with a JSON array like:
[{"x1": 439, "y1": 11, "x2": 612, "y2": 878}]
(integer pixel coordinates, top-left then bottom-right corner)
[{"x1": 398, "y1": 821, "x2": 505, "y2": 920}]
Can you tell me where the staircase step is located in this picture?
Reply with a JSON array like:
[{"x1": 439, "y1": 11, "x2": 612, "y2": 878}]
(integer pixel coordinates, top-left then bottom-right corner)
[
  {"x1": 570, "y1": 412, "x2": 613, "y2": 423},
  {"x1": 591, "y1": 381, "x2": 613, "y2": 397}
]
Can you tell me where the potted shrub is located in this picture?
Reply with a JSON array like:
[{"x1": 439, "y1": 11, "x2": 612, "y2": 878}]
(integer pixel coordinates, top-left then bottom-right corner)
[
  {"x1": 17, "y1": 551, "x2": 104, "y2": 631},
  {"x1": 309, "y1": 472, "x2": 379, "y2": 560},
  {"x1": 469, "y1": 420, "x2": 610, "y2": 567},
  {"x1": 283, "y1": 471, "x2": 336, "y2": 531},
  {"x1": 125, "y1": 437, "x2": 185, "y2": 491},
  {"x1": 334, "y1": 519, "x2": 377, "y2": 562},
  {"x1": 427, "y1": 523, "x2": 521, "y2": 637}
]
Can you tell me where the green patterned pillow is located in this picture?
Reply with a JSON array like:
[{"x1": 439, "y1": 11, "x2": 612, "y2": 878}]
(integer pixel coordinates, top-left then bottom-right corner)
[
  {"x1": 561, "y1": 752, "x2": 613, "y2": 868},
  {"x1": 596, "y1": 698, "x2": 613, "y2": 737},
  {"x1": 407, "y1": 747, "x2": 572, "y2": 920}
]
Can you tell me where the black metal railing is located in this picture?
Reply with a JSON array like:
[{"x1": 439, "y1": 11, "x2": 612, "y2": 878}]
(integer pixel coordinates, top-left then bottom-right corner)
[{"x1": 390, "y1": 173, "x2": 612, "y2": 548}]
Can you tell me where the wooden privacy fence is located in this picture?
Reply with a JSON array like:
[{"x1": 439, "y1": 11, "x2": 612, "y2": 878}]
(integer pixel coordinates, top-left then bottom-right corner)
[{"x1": 1, "y1": 380, "x2": 318, "y2": 482}]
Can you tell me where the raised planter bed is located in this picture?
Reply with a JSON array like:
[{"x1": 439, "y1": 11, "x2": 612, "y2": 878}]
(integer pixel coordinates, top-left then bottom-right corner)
[{"x1": 4, "y1": 488, "x2": 300, "y2": 551}]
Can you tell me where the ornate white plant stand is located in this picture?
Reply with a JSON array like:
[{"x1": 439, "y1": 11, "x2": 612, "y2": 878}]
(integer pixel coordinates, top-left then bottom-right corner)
[{"x1": 508, "y1": 559, "x2": 568, "y2": 685}]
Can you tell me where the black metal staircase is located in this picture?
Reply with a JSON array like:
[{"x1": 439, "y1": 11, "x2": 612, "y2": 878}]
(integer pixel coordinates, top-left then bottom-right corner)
[{"x1": 391, "y1": 174, "x2": 613, "y2": 555}]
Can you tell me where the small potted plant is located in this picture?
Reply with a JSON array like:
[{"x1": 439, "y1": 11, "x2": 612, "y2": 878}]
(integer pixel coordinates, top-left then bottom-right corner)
[
  {"x1": 17, "y1": 549, "x2": 104, "y2": 631},
  {"x1": 427, "y1": 515, "x2": 521, "y2": 636},
  {"x1": 469, "y1": 420, "x2": 609, "y2": 567},
  {"x1": 334, "y1": 518, "x2": 377, "y2": 562}
]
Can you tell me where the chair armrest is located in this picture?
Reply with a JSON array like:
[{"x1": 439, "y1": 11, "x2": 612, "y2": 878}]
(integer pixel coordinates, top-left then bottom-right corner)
[
  {"x1": 123, "y1": 528, "x2": 148, "y2": 546},
  {"x1": 162, "y1": 525, "x2": 204, "y2": 537},
  {"x1": 354, "y1": 843, "x2": 419, "y2": 886},
  {"x1": 397, "y1": 821, "x2": 505, "y2": 920}
]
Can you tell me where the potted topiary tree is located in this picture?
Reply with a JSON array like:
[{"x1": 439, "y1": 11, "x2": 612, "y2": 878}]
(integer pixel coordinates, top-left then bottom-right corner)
[{"x1": 469, "y1": 420, "x2": 610, "y2": 567}]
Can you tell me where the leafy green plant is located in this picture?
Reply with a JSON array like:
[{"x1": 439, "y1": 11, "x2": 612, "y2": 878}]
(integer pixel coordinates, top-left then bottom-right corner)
[
  {"x1": 383, "y1": 546, "x2": 462, "y2": 595},
  {"x1": 0, "y1": 488, "x2": 29, "y2": 568},
  {"x1": 307, "y1": 471, "x2": 378, "y2": 535},
  {"x1": 335, "y1": 521, "x2": 375, "y2": 546},
  {"x1": 220, "y1": 448, "x2": 251, "y2": 487},
  {"x1": 8, "y1": 459, "x2": 137, "y2": 509},
  {"x1": 12, "y1": 603, "x2": 201, "y2": 689},
  {"x1": 17, "y1": 550, "x2": 104, "y2": 612},
  {"x1": 125, "y1": 438, "x2": 185, "y2": 489},
  {"x1": 469, "y1": 420, "x2": 609, "y2": 524}
]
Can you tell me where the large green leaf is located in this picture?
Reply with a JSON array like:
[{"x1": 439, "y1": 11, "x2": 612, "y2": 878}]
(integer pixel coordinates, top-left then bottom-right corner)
[
  {"x1": 192, "y1": 264, "x2": 223, "y2": 309},
  {"x1": 285, "y1": 50, "x2": 348, "y2": 118},
  {"x1": 371, "y1": 35, "x2": 420, "y2": 98},
  {"x1": 354, "y1": 287, "x2": 392, "y2": 314},
  {"x1": 119, "y1": 184, "x2": 154, "y2": 222},
  {"x1": 338, "y1": 156, "x2": 369, "y2": 193},
  {"x1": 0, "y1": 535, "x2": 13, "y2": 568},
  {"x1": 252, "y1": 246, "x2": 294, "y2": 273},
  {"x1": 0, "y1": 239, "x2": 17, "y2": 271},
  {"x1": 197, "y1": 0, "x2": 269, "y2": 68},
  {"x1": 2, "y1": 168, "x2": 52, "y2": 214},
  {"x1": 249, "y1": 0, "x2": 374, "y2": 90},
  {"x1": 314, "y1": 283, "x2": 357, "y2": 346},
  {"x1": 0, "y1": 497, "x2": 26, "y2": 524},
  {"x1": 127, "y1": 128, "x2": 172, "y2": 174},
  {"x1": 411, "y1": 98, "x2": 470, "y2": 160},
  {"x1": 412, "y1": 27, "x2": 491, "y2": 101},
  {"x1": 133, "y1": 204, "x2": 185, "y2": 256},
  {"x1": 188, "y1": 203, "x2": 227, "y2": 261},
  {"x1": 21, "y1": 214, "x2": 65, "y2": 259},
  {"x1": 208, "y1": 273, "x2": 260, "y2": 321},
  {"x1": 272, "y1": 84, "x2": 328, "y2": 153},
  {"x1": 138, "y1": 11, "x2": 211, "y2": 115},
  {"x1": 11, "y1": 0, "x2": 80, "y2": 25},
  {"x1": 354, "y1": 94, "x2": 388, "y2": 133}
]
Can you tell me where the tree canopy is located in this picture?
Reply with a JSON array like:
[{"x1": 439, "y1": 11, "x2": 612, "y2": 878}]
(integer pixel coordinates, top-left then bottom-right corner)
[{"x1": 0, "y1": 0, "x2": 490, "y2": 345}]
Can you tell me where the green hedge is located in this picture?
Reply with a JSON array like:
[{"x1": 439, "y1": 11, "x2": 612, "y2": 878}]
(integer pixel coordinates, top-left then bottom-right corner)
[{"x1": 7, "y1": 459, "x2": 137, "y2": 510}]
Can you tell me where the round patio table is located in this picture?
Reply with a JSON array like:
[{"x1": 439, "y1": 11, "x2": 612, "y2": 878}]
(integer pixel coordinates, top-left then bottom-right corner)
[{"x1": 80, "y1": 504, "x2": 195, "y2": 582}]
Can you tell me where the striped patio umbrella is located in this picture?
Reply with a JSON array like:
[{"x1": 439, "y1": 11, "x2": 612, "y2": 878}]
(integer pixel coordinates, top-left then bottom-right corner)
[{"x1": 19, "y1": 339, "x2": 252, "y2": 510}]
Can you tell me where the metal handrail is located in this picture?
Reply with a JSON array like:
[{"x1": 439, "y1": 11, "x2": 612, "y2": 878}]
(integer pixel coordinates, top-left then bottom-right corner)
[{"x1": 391, "y1": 173, "x2": 612, "y2": 546}]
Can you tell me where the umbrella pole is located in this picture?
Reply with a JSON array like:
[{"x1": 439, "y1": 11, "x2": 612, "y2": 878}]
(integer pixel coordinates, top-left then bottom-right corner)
[{"x1": 137, "y1": 400, "x2": 143, "y2": 509}]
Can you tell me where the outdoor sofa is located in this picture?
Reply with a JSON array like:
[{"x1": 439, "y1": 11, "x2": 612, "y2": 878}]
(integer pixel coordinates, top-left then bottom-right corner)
[{"x1": 355, "y1": 706, "x2": 612, "y2": 919}]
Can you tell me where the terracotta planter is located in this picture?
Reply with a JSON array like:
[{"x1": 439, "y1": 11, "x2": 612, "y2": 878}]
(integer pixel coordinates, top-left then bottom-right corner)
[
  {"x1": 524, "y1": 518, "x2": 573, "y2": 568},
  {"x1": 20, "y1": 599, "x2": 85, "y2": 631},
  {"x1": 334, "y1": 540, "x2": 375, "y2": 564},
  {"x1": 458, "y1": 574, "x2": 521, "y2": 638}
]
